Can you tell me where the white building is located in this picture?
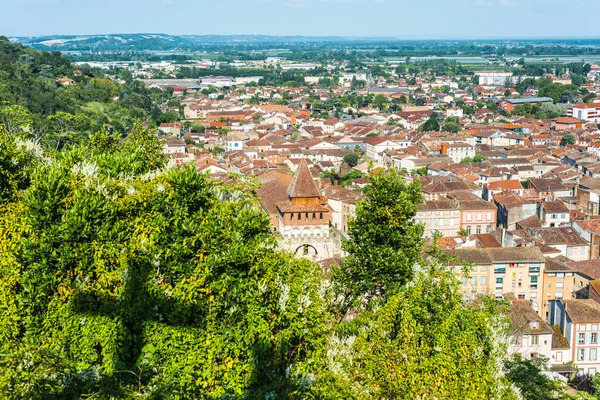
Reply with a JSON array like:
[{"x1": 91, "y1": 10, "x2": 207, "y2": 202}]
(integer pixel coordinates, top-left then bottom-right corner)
[
  {"x1": 568, "y1": 104, "x2": 600, "y2": 123},
  {"x1": 476, "y1": 72, "x2": 516, "y2": 86},
  {"x1": 507, "y1": 295, "x2": 554, "y2": 362},
  {"x1": 200, "y1": 76, "x2": 235, "y2": 88}
]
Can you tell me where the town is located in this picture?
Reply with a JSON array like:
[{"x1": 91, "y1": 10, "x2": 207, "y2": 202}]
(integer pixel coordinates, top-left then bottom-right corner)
[
  {"x1": 140, "y1": 60, "x2": 600, "y2": 379},
  {"x1": 6, "y1": 30, "x2": 600, "y2": 398}
]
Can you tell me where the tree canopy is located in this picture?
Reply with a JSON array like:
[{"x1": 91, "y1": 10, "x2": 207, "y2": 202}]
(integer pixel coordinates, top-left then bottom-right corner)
[{"x1": 0, "y1": 125, "x2": 329, "y2": 398}]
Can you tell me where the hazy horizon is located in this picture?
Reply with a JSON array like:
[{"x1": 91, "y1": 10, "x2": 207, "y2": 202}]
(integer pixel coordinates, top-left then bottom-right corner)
[{"x1": 3, "y1": 0, "x2": 599, "y2": 39}]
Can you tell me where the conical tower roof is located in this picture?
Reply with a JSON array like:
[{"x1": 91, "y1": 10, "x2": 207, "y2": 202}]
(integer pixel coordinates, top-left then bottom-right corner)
[{"x1": 288, "y1": 159, "x2": 320, "y2": 199}]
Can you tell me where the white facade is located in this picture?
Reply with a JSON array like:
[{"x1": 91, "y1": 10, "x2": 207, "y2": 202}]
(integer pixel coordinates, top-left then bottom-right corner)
[
  {"x1": 569, "y1": 104, "x2": 600, "y2": 123},
  {"x1": 477, "y1": 72, "x2": 516, "y2": 86}
]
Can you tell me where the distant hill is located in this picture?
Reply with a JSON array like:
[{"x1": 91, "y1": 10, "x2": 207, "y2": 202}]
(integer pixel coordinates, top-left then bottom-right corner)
[{"x1": 11, "y1": 33, "x2": 403, "y2": 52}]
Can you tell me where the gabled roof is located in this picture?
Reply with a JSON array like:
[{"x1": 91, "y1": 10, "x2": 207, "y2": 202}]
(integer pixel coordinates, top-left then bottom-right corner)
[
  {"x1": 486, "y1": 180, "x2": 523, "y2": 191},
  {"x1": 561, "y1": 299, "x2": 600, "y2": 323},
  {"x1": 288, "y1": 159, "x2": 320, "y2": 199}
]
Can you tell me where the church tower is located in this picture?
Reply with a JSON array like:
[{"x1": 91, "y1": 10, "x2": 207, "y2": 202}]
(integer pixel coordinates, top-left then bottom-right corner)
[{"x1": 276, "y1": 160, "x2": 336, "y2": 260}]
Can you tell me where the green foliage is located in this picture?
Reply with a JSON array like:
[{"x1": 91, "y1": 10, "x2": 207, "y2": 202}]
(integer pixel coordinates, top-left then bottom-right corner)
[
  {"x1": 504, "y1": 355, "x2": 568, "y2": 400},
  {"x1": 346, "y1": 259, "x2": 518, "y2": 399},
  {"x1": 343, "y1": 153, "x2": 359, "y2": 168},
  {"x1": 0, "y1": 37, "x2": 159, "y2": 141},
  {"x1": 191, "y1": 124, "x2": 205, "y2": 133},
  {"x1": 419, "y1": 113, "x2": 440, "y2": 132},
  {"x1": 0, "y1": 125, "x2": 330, "y2": 398},
  {"x1": 336, "y1": 169, "x2": 424, "y2": 307},
  {"x1": 0, "y1": 127, "x2": 41, "y2": 203},
  {"x1": 415, "y1": 166, "x2": 429, "y2": 176},
  {"x1": 561, "y1": 134, "x2": 576, "y2": 146},
  {"x1": 443, "y1": 121, "x2": 461, "y2": 133}
]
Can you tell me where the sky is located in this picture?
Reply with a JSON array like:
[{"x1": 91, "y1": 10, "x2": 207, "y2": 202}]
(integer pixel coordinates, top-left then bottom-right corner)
[{"x1": 2, "y1": 0, "x2": 600, "y2": 39}]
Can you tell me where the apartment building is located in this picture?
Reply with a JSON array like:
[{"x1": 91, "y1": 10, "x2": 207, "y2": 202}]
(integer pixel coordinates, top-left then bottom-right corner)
[
  {"x1": 549, "y1": 299, "x2": 600, "y2": 376},
  {"x1": 542, "y1": 258, "x2": 577, "y2": 320},
  {"x1": 451, "y1": 247, "x2": 546, "y2": 314},
  {"x1": 416, "y1": 199, "x2": 460, "y2": 238},
  {"x1": 568, "y1": 103, "x2": 600, "y2": 123}
]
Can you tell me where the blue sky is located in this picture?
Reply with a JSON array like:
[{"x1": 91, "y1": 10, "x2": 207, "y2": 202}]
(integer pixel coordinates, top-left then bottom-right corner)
[{"x1": 2, "y1": 0, "x2": 599, "y2": 38}]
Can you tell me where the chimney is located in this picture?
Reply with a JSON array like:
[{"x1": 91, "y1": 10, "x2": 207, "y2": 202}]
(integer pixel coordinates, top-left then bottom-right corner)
[{"x1": 441, "y1": 143, "x2": 448, "y2": 155}]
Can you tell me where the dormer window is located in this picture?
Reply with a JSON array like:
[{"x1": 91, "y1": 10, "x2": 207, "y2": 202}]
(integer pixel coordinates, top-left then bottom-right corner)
[{"x1": 529, "y1": 321, "x2": 539, "y2": 330}]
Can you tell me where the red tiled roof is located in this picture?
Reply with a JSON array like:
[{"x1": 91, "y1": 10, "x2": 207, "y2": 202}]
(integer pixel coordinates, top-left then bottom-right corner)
[{"x1": 288, "y1": 159, "x2": 320, "y2": 199}]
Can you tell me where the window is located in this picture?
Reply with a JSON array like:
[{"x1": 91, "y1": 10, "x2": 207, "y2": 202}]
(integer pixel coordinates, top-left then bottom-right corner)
[
  {"x1": 477, "y1": 213, "x2": 482, "y2": 221},
  {"x1": 592, "y1": 333, "x2": 598, "y2": 344},
  {"x1": 466, "y1": 226, "x2": 471, "y2": 235},
  {"x1": 579, "y1": 333, "x2": 586, "y2": 345},
  {"x1": 481, "y1": 266, "x2": 487, "y2": 272},
  {"x1": 462, "y1": 277, "x2": 467, "y2": 285},
  {"x1": 514, "y1": 336, "x2": 521, "y2": 346},
  {"x1": 466, "y1": 213, "x2": 472, "y2": 221},
  {"x1": 481, "y1": 277, "x2": 487, "y2": 285},
  {"x1": 518, "y1": 293, "x2": 525, "y2": 299},
  {"x1": 557, "y1": 273, "x2": 564, "y2": 280},
  {"x1": 312, "y1": 212, "x2": 316, "y2": 219},
  {"x1": 531, "y1": 335, "x2": 539, "y2": 345},
  {"x1": 320, "y1": 212, "x2": 323, "y2": 220},
  {"x1": 518, "y1": 273, "x2": 523, "y2": 280},
  {"x1": 548, "y1": 282, "x2": 552, "y2": 287},
  {"x1": 556, "y1": 282, "x2": 564, "y2": 289},
  {"x1": 476, "y1": 225, "x2": 482, "y2": 234},
  {"x1": 487, "y1": 212, "x2": 492, "y2": 220},
  {"x1": 471, "y1": 266, "x2": 477, "y2": 272},
  {"x1": 557, "y1": 352, "x2": 563, "y2": 362},
  {"x1": 556, "y1": 292, "x2": 563, "y2": 299},
  {"x1": 578, "y1": 349, "x2": 585, "y2": 361},
  {"x1": 590, "y1": 368, "x2": 597, "y2": 376},
  {"x1": 471, "y1": 277, "x2": 477, "y2": 285},
  {"x1": 496, "y1": 278, "x2": 503, "y2": 284},
  {"x1": 298, "y1": 213, "x2": 301, "y2": 221},
  {"x1": 592, "y1": 349, "x2": 598, "y2": 362}
]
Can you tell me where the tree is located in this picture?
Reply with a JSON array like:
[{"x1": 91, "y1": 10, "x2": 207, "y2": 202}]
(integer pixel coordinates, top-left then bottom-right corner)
[
  {"x1": 415, "y1": 166, "x2": 429, "y2": 176},
  {"x1": 0, "y1": 129, "x2": 329, "y2": 398},
  {"x1": 191, "y1": 124, "x2": 205, "y2": 133},
  {"x1": 537, "y1": 102, "x2": 567, "y2": 119},
  {"x1": 373, "y1": 94, "x2": 389, "y2": 111},
  {"x1": 419, "y1": 114, "x2": 440, "y2": 132},
  {"x1": 457, "y1": 228, "x2": 469, "y2": 237},
  {"x1": 343, "y1": 153, "x2": 359, "y2": 168},
  {"x1": 443, "y1": 121, "x2": 461, "y2": 133},
  {"x1": 504, "y1": 355, "x2": 568, "y2": 400},
  {"x1": 561, "y1": 134, "x2": 575, "y2": 146},
  {"x1": 0, "y1": 105, "x2": 32, "y2": 136},
  {"x1": 473, "y1": 154, "x2": 488, "y2": 162},
  {"x1": 339, "y1": 257, "x2": 519, "y2": 399},
  {"x1": 335, "y1": 169, "x2": 424, "y2": 310}
]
